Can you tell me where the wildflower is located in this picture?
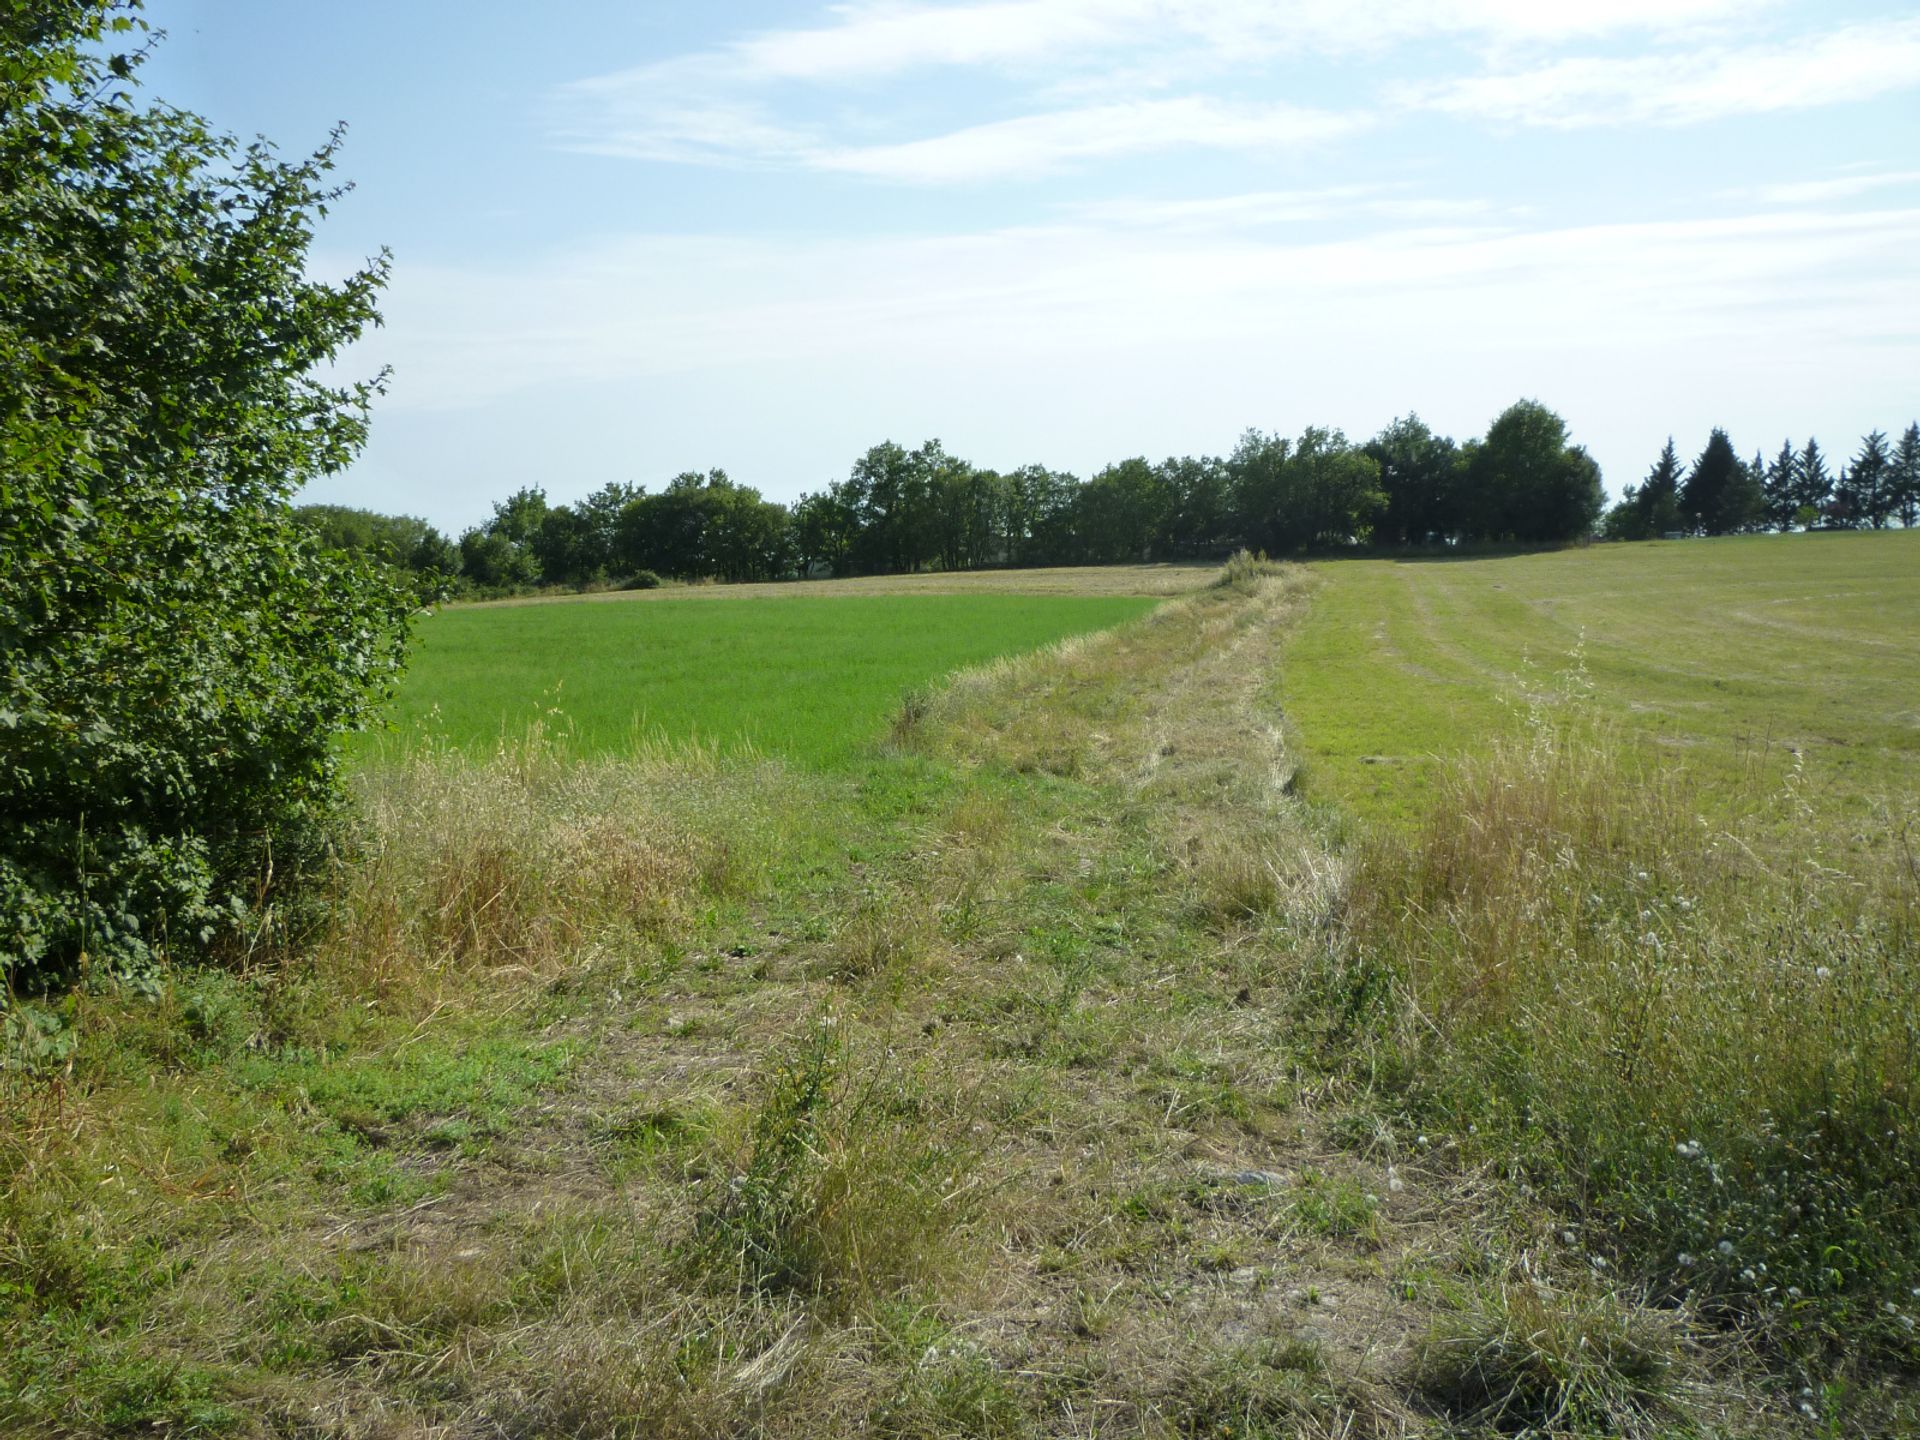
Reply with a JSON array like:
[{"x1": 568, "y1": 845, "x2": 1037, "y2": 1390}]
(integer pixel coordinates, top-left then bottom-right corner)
[
  {"x1": 1815, "y1": 966, "x2": 1832, "y2": 980},
  {"x1": 1717, "y1": 1240, "x2": 1735, "y2": 1257},
  {"x1": 1677, "y1": 1252, "x2": 1695, "y2": 1267},
  {"x1": 1675, "y1": 1139, "x2": 1703, "y2": 1160}
]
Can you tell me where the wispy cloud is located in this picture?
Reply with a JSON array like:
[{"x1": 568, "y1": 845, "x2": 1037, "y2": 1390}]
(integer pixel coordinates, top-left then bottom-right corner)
[
  {"x1": 370, "y1": 203, "x2": 1920, "y2": 413},
  {"x1": 1739, "y1": 168, "x2": 1920, "y2": 207},
  {"x1": 550, "y1": 0, "x2": 1785, "y2": 181},
  {"x1": 1407, "y1": 18, "x2": 1920, "y2": 128},
  {"x1": 554, "y1": 87, "x2": 1366, "y2": 183},
  {"x1": 676, "y1": 0, "x2": 1771, "y2": 84},
  {"x1": 815, "y1": 99, "x2": 1367, "y2": 182},
  {"x1": 1066, "y1": 184, "x2": 1502, "y2": 232}
]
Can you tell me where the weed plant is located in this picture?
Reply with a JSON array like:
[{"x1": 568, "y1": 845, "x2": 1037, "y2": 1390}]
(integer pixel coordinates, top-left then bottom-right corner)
[{"x1": 1332, "y1": 705, "x2": 1920, "y2": 1360}]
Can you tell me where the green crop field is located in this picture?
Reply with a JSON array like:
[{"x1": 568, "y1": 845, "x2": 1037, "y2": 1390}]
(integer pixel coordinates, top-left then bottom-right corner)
[
  {"x1": 1283, "y1": 530, "x2": 1920, "y2": 842},
  {"x1": 365, "y1": 591, "x2": 1161, "y2": 767}
]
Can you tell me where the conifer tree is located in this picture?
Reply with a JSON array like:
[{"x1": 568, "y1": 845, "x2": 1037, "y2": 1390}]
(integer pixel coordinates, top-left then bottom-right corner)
[
  {"x1": 1634, "y1": 438, "x2": 1684, "y2": 538},
  {"x1": 1843, "y1": 431, "x2": 1895, "y2": 529},
  {"x1": 1895, "y1": 423, "x2": 1920, "y2": 529},
  {"x1": 1793, "y1": 438, "x2": 1833, "y2": 525},
  {"x1": 1681, "y1": 428, "x2": 1759, "y2": 534},
  {"x1": 1763, "y1": 441, "x2": 1799, "y2": 530}
]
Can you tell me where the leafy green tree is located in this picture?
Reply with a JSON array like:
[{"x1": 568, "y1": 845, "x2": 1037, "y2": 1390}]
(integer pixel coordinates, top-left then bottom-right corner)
[
  {"x1": 1002, "y1": 464, "x2": 1081, "y2": 566},
  {"x1": 1463, "y1": 401, "x2": 1604, "y2": 542},
  {"x1": 530, "y1": 504, "x2": 599, "y2": 584},
  {"x1": 704, "y1": 480, "x2": 793, "y2": 582},
  {"x1": 927, "y1": 451, "x2": 1003, "y2": 572},
  {"x1": 1230, "y1": 427, "x2": 1382, "y2": 554},
  {"x1": 1894, "y1": 424, "x2": 1920, "y2": 529},
  {"x1": 842, "y1": 441, "x2": 945, "y2": 575},
  {"x1": 792, "y1": 487, "x2": 859, "y2": 574},
  {"x1": 614, "y1": 471, "x2": 790, "y2": 582},
  {"x1": 529, "y1": 480, "x2": 640, "y2": 584},
  {"x1": 0, "y1": 2, "x2": 413, "y2": 983},
  {"x1": 1366, "y1": 414, "x2": 1460, "y2": 545},
  {"x1": 456, "y1": 485, "x2": 548, "y2": 590},
  {"x1": 1226, "y1": 429, "x2": 1292, "y2": 550},
  {"x1": 1074, "y1": 457, "x2": 1171, "y2": 563},
  {"x1": 1154, "y1": 454, "x2": 1234, "y2": 556},
  {"x1": 295, "y1": 504, "x2": 457, "y2": 583}
]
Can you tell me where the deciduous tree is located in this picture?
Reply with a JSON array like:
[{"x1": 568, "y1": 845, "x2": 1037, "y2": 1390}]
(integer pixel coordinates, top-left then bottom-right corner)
[{"x1": 0, "y1": 2, "x2": 413, "y2": 982}]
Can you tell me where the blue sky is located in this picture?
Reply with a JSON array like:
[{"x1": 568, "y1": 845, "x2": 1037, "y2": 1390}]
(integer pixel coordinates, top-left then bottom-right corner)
[{"x1": 143, "y1": 1, "x2": 1920, "y2": 532}]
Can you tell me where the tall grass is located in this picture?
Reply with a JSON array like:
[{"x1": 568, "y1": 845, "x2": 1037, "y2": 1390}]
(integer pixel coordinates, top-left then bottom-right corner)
[{"x1": 1333, "y1": 711, "x2": 1920, "y2": 1357}]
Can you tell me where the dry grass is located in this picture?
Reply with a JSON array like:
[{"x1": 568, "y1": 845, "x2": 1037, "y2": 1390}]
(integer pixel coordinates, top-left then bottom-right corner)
[
  {"x1": 1337, "y1": 708, "x2": 1920, "y2": 1359},
  {"x1": 7, "y1": 559, "x2": 1884, "y2": 1436}
]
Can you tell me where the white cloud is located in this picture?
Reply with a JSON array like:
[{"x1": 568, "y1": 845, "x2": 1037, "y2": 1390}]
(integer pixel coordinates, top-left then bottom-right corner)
[
  {"x1": 1409, "y1": 18, "x2": 1920, "y2": 128},
  {"x1": 1743, "y1": 168, "x2": 1920, "y2": 207},
  {"x1": 553, "y1": 82, "x2": 1365, "y2": 181},
  {"x1": 365, "y1": 204, "x2": 1920, "y2": 415},
  {"x1": 692, "y1": 0, "x2": 1771, "y2": 83},
  {"x1": 815, "y1": 99, "x2": 1367, "y2": 182},
  {"x1": 1068, "y1": 185, "x2": 1499, "y2": 231},
  {"x1": 551, "y1": 0, "x2": 1782, "y2": 177}
]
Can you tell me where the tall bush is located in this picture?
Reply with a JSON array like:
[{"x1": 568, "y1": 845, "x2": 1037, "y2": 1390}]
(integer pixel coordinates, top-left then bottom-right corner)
[{"x1": 0, "y1": 2, "x2": 412, "y2": 984}]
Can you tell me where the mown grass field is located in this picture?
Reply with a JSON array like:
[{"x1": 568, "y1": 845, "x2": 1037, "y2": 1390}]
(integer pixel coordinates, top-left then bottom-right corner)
[
  {"x1": 6, "y1": 543, "x2": 1917, "y2": 1438},
  {"x1": 1283, "y1": 530, "x2": 1920, "y2": 845},
  {"x1": 371, "y1": 590, "x2": 1162, "y2": 766}
]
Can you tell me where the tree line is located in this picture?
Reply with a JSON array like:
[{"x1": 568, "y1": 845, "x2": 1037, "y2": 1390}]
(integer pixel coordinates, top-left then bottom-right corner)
[
  {"x1": 1604, "y1": 425, "x2": 1920, "y2": 540},
  {"x1": 312, "y1": 407, "x2": 1920, "y2": 598},
  {"x1": 305, "y1": 399, "x2": 1617, "y2": 594}
]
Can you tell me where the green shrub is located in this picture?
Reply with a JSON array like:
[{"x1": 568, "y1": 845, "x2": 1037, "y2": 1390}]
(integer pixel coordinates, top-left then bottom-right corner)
[{"x1": 0, "y1": 4, "x2": 411, "y2": 985}]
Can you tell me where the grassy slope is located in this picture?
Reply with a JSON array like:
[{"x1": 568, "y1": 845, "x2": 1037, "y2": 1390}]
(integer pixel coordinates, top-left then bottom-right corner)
[
  {"x1": 371, "y1": 593, "x2": 1159, "y2": 766},
  {"x1": 1282, "y1": 531, "x2": 1920, "y2": 844}
]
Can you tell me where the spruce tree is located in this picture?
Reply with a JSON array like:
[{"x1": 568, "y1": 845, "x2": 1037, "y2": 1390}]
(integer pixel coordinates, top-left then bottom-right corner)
[
  {"x1": 1846, "y1": 430, "x2": 1895, "y2": 529},
  {"x1": 1633, "y1": 438, "x2": 1684, "y2": 538},
  {"x1": 1763, "y1": 441, "x2": 1799, "y2": 530},
  {"x1": 1681, "y1": 428, "x2": 1756, "y2": 534},
  {"x1": 1794, "y1": 438, "x2": 1833, "y2": 526},
  {"x1": 1829, "y1": 466, "x2": 1858, "y2": 528},
  {"x1": 1895, "y1": 423, "x2": 1920, "y2": 529}
]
